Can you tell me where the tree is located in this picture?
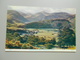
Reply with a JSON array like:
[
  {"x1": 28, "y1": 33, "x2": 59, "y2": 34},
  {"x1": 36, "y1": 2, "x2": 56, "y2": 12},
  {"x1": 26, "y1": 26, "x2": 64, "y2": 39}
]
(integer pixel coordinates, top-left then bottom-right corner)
[
  {"x1": 22, "y1": 35, "x2": 28, "y2": 43},
  {"x1": 14, "y1": 32, "x2": 19, "y2": 37},
  {"x1": 50, "y1": 38, "x2": 56, "y2": 45},
  {"x1": 21, "y1": 43, "x2": 33, "y2": 49},
  {"x1": 17, "y1": 36, "x2": 23, "y2": 42},
  {"x1": 57, "y1": 27, "x2": 76, "y2": 47},
  {"x1": 45, "y1": 44, "x2": 53, "y2": 49},
  {"x1": 27, "y1": 35, "x2": 40, "y2": 45},
  {"x1": 39, "y1": 37, "x2": 46, "y2": 45}
]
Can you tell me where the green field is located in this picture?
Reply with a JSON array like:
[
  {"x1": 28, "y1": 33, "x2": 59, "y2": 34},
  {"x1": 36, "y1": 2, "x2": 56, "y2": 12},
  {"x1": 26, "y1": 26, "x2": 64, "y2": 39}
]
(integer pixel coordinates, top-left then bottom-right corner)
[{"x1": 27, "y1": 28, "x2": 58, "y2": 40}]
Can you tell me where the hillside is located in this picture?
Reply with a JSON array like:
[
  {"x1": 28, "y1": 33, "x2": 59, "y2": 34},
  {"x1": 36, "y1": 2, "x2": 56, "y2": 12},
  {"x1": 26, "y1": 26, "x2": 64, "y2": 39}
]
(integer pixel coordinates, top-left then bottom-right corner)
[
  {"x1": 7, "y1": 10, "x2": 29, "y2": 23},
  {"x1": 25, "y1": 19, "x2": 72, "y2": 29}
]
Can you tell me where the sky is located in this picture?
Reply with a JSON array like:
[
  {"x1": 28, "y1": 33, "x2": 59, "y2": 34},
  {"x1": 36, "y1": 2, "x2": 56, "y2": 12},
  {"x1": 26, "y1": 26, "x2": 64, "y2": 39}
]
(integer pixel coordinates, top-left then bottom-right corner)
[{"x1": 8, "y1": 6, "x2": 76, "y2": 14}]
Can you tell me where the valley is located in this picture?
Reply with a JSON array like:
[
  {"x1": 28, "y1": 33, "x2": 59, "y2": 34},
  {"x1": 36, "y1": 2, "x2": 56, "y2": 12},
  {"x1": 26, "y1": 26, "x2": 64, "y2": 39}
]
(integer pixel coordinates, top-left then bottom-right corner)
[{"x1": 6, "y1": 9, "x2": 76, "y2": 50}]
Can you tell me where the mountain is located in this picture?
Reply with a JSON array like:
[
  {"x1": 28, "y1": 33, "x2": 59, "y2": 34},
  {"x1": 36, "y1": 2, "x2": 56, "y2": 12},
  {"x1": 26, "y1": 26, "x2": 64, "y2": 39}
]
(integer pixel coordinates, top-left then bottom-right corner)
[
  {"x1": 7, "y1": 10, "x2": 29, "y2": 23},
  {"x1": 26, "y1": 11, "x2": 50, "y2": 22},
  {"x1": 7, "y1": 10, "x2": 75, "y2": 23},
  {"x1": 44, "y1": 12, "x2": 74, "y2": 20},
  {"x1": 25, "y1": 11, "x2": 75, "y2": 22},
  {"x1": 7, "y1": 10, "x2": 75, "y2": 29},
  {"x1": 18, "y1": 11, "x2": 32, "y2": 18}
]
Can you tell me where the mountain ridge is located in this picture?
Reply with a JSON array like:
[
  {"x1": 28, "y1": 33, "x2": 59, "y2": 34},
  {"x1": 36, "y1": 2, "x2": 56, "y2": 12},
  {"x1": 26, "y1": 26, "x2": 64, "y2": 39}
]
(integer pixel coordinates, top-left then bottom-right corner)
[{"x1": 7, "y1": 10, "x2": 29, "y2": 23}]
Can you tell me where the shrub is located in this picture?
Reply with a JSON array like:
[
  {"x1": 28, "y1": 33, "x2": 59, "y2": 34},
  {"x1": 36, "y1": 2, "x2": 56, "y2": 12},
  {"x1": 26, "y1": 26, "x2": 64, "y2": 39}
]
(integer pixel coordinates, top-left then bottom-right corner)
[{"x1": 45, "y1": 44, "x2": 53, "y2": 49}]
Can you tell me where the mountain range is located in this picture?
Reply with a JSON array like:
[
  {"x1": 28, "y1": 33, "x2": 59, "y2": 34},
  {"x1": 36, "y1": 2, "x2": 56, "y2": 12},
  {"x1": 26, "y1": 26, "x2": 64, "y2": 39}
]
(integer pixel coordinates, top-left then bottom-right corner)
[
  {"x1": 24, "y1": 11, "x2": 75, "y2": 22},
  {"x1": 7, "y1": 10, "x2": 75, "y2": 29}
]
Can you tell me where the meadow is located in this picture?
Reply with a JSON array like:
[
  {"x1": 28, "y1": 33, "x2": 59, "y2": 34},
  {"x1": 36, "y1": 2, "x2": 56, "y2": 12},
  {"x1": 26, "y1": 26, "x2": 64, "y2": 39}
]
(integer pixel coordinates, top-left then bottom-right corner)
[{"x1": 27, "y1": 28, "x2": 58, "y2": 40}]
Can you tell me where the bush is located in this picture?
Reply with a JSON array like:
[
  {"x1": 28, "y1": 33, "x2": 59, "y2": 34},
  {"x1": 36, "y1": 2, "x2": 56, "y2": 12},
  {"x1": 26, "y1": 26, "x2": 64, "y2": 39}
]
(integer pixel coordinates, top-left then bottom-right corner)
[
  {"x1": 21, "y1": 43, "x2": 34, "y2": 49},
  {"x1": 45, "y1": 44, "x2": 54, "y2": 49},
  {"x1": 6, "y1": 40, "x2": 22, "y2": 49}
]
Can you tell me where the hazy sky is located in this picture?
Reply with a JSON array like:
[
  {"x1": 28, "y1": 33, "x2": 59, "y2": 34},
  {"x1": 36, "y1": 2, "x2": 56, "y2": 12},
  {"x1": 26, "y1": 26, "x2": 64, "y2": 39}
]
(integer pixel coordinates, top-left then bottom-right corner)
[{"x1": 8, "y1": 6, "x2": 76, "y2": 14}]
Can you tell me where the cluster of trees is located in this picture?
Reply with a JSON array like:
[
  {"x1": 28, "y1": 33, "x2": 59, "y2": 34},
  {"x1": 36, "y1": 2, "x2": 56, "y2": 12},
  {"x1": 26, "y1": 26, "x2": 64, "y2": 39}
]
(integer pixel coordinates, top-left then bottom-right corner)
[
  {"x1": 6, "y1": 40, "x2": 39, "y2": 49},
  {"x1": 27, "y1": 36, "x2": 56, "y2": 49},
  {"x1": 25, "y1": 19, "x2": 72, "y2": 29},
  {"x1": 6, "y1": 27, "x2": 76, "y2": 49},
  {"x1": 6, "y1": 30, "x2": 56, "y2": 49},
  {"x1": 57, "y1": 27, "x2": 76, "y2": 48},
  {"x1": 25, "y1": 22, "x2": 52, "y2": 28},
  {"x1": 6, "y1": 32, "x2": 39, "y2": 49}
]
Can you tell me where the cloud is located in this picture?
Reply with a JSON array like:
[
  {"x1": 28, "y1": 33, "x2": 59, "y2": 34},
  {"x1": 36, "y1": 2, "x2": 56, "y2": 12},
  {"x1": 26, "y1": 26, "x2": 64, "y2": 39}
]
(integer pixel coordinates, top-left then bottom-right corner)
[{"x1": 8, "y1": 6, "x2": 76, "y2": 14}]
